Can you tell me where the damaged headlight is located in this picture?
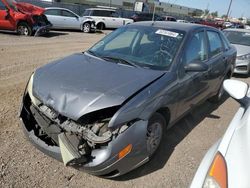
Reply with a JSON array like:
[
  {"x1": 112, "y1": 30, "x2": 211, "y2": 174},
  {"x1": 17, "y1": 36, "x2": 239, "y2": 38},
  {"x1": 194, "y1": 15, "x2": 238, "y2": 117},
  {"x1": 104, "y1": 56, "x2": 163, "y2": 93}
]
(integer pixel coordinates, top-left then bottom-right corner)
[
  {"x1": 237, "y1": 53, "x2": 250, "y2": 60},
  {"x1": 26, "y1": 73, "x2": 41, "y2": 107}
]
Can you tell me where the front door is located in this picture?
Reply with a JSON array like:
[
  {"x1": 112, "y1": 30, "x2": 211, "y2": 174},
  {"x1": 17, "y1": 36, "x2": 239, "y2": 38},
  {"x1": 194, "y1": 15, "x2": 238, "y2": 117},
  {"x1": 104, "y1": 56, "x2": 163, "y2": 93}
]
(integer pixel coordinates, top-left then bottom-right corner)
[{"x1": 176, "y1": 29, "x2": 211, "y2": 117}]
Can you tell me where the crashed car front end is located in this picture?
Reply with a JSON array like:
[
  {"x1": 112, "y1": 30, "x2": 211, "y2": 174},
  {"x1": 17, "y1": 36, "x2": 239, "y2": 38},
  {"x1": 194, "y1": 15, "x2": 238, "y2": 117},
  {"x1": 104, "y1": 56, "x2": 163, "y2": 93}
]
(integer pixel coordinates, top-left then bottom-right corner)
[
  {"x1": 31, "y1": 14, "x2": 52, "y2": 36},
  {"x1": 20, "y1": 74, "x2": 149, "y2": 177}
]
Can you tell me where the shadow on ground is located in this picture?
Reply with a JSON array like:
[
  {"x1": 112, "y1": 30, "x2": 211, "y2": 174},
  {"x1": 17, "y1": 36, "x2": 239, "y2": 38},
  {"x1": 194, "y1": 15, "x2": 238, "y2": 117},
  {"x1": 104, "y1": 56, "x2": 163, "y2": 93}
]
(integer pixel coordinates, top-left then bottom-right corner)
[{"x1": 114, "y1": 95, "x2": 228, "y2": 181}]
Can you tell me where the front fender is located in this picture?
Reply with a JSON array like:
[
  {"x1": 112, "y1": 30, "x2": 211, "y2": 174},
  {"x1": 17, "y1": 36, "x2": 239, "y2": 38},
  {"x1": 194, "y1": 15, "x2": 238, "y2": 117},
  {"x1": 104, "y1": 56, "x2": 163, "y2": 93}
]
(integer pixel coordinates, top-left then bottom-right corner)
[
  {"x1": 108, "y1": 73, "x2": 177, "y2": 130},
  {"x1": 189, "y1": 140, "x2": 221, "y2": 188}
]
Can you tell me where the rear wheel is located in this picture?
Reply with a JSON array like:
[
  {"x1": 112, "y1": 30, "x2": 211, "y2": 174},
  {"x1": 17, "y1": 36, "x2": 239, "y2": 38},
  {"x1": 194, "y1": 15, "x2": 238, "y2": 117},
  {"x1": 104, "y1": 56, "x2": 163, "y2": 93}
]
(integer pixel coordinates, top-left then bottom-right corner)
[
  {"x1": 17, "y1": 22, "x2": 32, "y2": 36},
  {"x1": 83, "y1": 22, "x2": 91, "y2": 33},
  {"x1": 146, "y1": 113, "x2": 166, "y2": 157},
  {"x1": 209, "y1": 72, "x2": 231, "y2": 103}
]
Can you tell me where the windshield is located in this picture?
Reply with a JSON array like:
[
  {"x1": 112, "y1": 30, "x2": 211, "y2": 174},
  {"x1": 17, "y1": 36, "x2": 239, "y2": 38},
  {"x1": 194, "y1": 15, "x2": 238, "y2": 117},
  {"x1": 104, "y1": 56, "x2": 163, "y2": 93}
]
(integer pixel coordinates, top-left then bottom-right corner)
[
  {"x1": 224, "y1": 31, "x2": 250, "y2": 46},
  {"x1": 88, "y1": 26, "x2": 184, "y2": 70}
]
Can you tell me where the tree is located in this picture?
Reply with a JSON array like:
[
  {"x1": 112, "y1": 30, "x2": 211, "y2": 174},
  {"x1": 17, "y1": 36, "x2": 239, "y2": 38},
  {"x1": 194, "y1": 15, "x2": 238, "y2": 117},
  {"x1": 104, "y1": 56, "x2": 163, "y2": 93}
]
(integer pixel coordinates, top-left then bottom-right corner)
[
  {"x1": 211, "y1": 11, "x2": 218, "y2": 18},
  {"x1": 221, "y1": 14, "x2": 227, "y2": 19},
  {"x1": 204, "y1": 9, "x2": 209, "y2": 16}
]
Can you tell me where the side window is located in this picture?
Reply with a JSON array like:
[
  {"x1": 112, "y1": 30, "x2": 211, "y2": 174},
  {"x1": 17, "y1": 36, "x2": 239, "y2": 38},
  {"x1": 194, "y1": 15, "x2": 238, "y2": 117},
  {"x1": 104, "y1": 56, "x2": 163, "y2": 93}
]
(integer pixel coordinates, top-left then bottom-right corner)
[
  {"x1": 92, "y1": 10, "x2": 112, "y2": 17},
  {"x1": 0, "y1": 1, "x2": 5, "y2": 10},
  {"x1": 207, "y1": 31, "x2": 223, "y2": 57},
  {"x1": 185, "y1": 31, "x2": 208, "y2": 64},
  {"x1": 111, "y1": 11, "x2": 119, "y2": 18},
  {"x1": 62, "y1": 10, "x2": 75, "y2": 18},
  {"x1": 45, "y1": 9, "x2": 61, "y2": 16},
  {"x1": 221, "y1": 34, "x2": 230, "y2": 51}
]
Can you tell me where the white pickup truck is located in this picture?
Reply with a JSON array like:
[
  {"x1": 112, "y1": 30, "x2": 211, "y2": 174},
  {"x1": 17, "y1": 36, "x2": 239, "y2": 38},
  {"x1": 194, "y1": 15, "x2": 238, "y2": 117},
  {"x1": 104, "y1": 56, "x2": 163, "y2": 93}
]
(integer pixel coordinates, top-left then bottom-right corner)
[{"x1": 82, "y1": 7, "x2": 134, "y2": 30}]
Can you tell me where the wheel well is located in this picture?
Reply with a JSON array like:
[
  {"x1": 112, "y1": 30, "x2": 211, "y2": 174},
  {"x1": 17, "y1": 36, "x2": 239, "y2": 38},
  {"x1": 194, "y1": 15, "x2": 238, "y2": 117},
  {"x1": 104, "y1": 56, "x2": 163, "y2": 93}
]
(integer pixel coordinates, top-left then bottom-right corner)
[
  {"x1": 156, "y1": 107, "x2": 171, "y2": 127},
  {"x1": 96, "y1": 22, "x2": 105, "y2": 30},
  {"x1": 82, "y1": 21, "x2": 91, "y2": 29},
  {"x1": 226, "y1": 70, "x2": 232, "y2": 78}
]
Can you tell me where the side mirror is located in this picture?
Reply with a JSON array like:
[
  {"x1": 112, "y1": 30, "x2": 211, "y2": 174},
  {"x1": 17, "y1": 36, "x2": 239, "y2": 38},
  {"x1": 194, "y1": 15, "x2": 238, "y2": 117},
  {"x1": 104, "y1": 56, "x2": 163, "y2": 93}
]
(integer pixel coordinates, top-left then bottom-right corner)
[
  {"x1": 184, "y1": 61, "x2": 208, "y2": 72},
  {"x1": 223, "y1": 80, "x2": 249, "y2": 101}
]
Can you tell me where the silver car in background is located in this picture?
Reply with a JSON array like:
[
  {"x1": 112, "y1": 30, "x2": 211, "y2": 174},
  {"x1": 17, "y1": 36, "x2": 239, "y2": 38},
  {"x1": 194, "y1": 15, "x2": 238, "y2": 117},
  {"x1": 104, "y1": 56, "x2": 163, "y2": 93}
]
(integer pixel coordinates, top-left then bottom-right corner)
[
  {"x1": 224, "y1": 29, "x2": 250, "y2": 75},
  {"x1": 44, "y1": 7, "x2": 96, "y2": 33},
  {"x1": 190, "y1": 79, "x2": 250, "y2": 188}
]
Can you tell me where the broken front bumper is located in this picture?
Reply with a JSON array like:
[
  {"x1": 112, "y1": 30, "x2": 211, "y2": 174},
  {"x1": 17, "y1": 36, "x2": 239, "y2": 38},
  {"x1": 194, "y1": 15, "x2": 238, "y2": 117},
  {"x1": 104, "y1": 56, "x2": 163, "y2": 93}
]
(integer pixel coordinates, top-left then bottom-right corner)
[
  {"x1": 19, "y1": 97, "x2": 149, "y2": 177},
  {"x1": 33, "y1": 24, "x2": 52, "y2": 37}
]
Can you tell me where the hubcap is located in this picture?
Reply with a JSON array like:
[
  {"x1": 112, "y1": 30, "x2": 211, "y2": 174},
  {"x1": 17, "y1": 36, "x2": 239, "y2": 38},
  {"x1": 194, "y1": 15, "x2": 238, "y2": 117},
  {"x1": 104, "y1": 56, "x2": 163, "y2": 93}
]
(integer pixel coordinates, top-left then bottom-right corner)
[
  {"x1": 18, "y1": 26, "x2": 29, "y2": 36},
  {"x1": 146, "y1": 122, "x2": 163, "y2": 156},
  {"x1": 83, "y1": 24, "x2": 90, "y2": 33}
]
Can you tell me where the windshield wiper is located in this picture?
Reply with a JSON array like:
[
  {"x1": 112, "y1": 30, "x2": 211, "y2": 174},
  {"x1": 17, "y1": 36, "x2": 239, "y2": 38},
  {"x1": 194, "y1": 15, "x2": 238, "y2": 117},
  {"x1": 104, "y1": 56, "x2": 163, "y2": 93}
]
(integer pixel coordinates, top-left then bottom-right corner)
[
  {"x1": 87, "y1": 50, "x2": 101, "y2": 58},
  {"x1": 101, "y1": 56, "x2": 139, "y2": 68}
]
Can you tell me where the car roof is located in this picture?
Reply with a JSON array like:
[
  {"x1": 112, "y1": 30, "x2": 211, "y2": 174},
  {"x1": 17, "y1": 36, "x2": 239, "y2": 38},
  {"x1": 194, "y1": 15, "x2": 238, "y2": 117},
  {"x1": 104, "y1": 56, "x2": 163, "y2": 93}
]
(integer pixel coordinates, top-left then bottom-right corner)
[
  {"x1": 46, "y1": 7, "x2": 72, "y2": 11},
  {"x1": 224, "y1": 28, "x2": 250, "y2": 33},
  {"x1": 129, "y1": 21, "x2": 213, "y2": 32}
]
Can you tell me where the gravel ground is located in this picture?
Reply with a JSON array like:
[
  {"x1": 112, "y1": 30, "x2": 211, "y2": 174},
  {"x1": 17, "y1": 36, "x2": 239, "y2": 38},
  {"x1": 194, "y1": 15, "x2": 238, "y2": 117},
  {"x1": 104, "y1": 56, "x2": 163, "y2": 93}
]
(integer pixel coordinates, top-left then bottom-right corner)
[{"x1": 0, "y1": 30, "x2": 248, "y2": 188}]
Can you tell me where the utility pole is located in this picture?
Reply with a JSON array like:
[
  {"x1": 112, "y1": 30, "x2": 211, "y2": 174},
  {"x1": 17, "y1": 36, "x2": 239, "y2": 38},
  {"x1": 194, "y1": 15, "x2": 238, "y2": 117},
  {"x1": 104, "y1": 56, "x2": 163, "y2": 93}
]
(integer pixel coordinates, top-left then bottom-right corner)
[{"x1": 226, "y1": 0, "x2": 233, "y2": 20}]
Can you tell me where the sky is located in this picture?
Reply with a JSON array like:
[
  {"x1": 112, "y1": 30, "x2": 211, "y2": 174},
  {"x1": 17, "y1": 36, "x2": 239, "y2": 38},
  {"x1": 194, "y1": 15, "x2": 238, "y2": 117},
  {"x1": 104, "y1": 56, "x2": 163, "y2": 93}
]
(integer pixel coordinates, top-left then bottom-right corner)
[{"x1": 161, "y1": 0, "x2": 250, "y2": 18}]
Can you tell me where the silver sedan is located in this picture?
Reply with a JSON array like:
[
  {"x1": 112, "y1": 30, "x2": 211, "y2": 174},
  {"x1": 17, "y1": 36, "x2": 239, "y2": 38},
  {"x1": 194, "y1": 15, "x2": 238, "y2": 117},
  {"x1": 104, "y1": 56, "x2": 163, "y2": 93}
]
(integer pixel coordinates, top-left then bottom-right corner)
[
  {"x1": 190, "y1": 79, "x2": 250, "y2": 188},
  {"x1": 44, "y1": 7, "x2": 96, "y2": 33},
  {"x1": 224, "y1": 29, "x2": 250, "y2": 75}
]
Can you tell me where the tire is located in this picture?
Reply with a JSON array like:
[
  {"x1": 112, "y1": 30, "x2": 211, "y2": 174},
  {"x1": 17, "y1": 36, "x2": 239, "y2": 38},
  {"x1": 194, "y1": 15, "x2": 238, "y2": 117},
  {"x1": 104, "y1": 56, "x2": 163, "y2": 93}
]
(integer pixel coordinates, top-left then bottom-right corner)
[
  {"x1": 209, "y1": 81, "x2": 225, "y2": 103},
  {"x1": 17, "y1": 22, "x2": 32, "y2": 36},
  {"x1": 97, "y1": 23, "x2": 105, "y2": 30},
  {"x1": 146, "y1": 112, "x2": 166, "y2": 157},
  {"x1": 83, "y1": 22, "x2": 91, "y2": 33}
]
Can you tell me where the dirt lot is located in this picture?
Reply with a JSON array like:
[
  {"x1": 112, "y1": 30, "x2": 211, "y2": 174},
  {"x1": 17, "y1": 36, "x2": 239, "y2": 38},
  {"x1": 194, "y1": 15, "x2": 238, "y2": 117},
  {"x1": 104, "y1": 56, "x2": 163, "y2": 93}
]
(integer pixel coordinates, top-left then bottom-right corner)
[{"x1": 0, "y1": 30, "x2": 248, "y2": 188}]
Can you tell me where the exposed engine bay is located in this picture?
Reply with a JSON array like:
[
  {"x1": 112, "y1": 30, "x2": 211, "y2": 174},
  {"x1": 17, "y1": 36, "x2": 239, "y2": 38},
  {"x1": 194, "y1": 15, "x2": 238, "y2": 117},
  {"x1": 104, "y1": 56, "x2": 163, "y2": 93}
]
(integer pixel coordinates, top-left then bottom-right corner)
[{"x1": 22, "y1": 91, "x2": 129, "y2": 166}]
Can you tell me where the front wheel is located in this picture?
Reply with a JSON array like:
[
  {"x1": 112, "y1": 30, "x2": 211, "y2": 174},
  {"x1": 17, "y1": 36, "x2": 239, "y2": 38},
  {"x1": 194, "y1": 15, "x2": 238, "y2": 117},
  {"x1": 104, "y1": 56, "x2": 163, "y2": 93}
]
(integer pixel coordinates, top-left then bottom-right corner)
[
  {"x1": 17, "y1": 22, "x2": 32, "y2": 36},
  {"x1": 146, "y1": 113, "x2": 166, "y2": 157},
  {"x1": 83, "y1": 22, "x2": 91, "y2": 33}
]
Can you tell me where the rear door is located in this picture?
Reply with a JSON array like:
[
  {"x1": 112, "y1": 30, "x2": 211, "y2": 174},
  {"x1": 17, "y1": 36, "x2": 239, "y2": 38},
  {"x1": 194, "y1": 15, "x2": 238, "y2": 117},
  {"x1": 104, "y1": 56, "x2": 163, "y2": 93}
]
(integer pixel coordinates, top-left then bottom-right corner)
[
  {"x1": 206, "y1": 30, "x2": 226, "y2": 94},
  {"x1": 0, "y1": 1, "x2": 15, "y2": 30},
  {"x1": 61, "y1": 10, "x2": 81, "y2": 30},
  {"x1": 45, "y1": 9, "x2": 62, "y2": 29},
  {"x1": 110, "y1": 11, "x2": 125, "y2": 28}
]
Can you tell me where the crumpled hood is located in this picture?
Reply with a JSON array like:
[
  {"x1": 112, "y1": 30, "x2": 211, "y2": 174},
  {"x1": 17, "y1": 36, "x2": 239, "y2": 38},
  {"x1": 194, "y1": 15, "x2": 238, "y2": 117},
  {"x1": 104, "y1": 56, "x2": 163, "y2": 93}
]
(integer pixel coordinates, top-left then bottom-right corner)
[
  {"x1": 33, "y1": 53, "x2": 164, "y2": 121},
  {"x1": 233, "y1": 44, "x2": 250, "y2": 57},
  {"x1": 15, "y1": 2, "x2": 45, "y2": 15}
]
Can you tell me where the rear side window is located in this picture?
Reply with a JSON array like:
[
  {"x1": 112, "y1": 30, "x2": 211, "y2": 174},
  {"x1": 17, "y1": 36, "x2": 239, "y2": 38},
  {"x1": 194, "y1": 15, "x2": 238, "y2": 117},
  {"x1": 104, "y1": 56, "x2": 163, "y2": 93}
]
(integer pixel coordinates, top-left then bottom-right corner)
[
  {"x1": 62, "y1": 10, "x2": 75, "y2": 17},
  {"x1": 92, "y1": 10, "x2": 113, "y2": 17},
  {"x1": 221, "y1": 34, "x2": 230, "y2": 51},
  {"x1": 45, "y1": 9, "x2": 61, "y2": 16},
  {"x1": 207, "y1": 31, "x2": 223, "y2": 57},
  {"x1": 185, "y1": 31, "x2": 208, "y2": 64}
]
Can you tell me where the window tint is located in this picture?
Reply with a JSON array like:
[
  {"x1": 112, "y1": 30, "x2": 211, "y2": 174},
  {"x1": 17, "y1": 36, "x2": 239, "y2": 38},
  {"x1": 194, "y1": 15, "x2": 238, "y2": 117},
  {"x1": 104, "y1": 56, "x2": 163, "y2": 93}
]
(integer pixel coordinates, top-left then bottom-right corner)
[
  {"x1": 62, "y1": 10, "x2": 75, "y2": 17},
  {"x1": 0, "y1": 1, "x2": 5, "y2": 10},
  {"x1": 221, "y1": 34, "x2": 230, "y2": 50},
  {"x1": 185, "y1": 31, "x2": 208, "y2": 64},
  {"x1": 207, "y1": 31, "x2": 223, "y2": 57},
  {"x1": 45, "y1": 9, "x2": 61, "y2": 16},
  {"x1": 92, "y1": 10, "x2": 113, "y2": 17}
]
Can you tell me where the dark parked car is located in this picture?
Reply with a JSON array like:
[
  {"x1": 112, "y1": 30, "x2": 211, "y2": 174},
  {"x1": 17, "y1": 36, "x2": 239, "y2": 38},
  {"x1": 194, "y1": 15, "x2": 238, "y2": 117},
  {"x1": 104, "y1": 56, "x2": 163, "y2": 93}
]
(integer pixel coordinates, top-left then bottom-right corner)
[
  {"x1": 20, "y1": 22, "x2": 236, "y2": 178},
  {"x1": 131, "y1": 12, "x2": 164, "y2": 22}
]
